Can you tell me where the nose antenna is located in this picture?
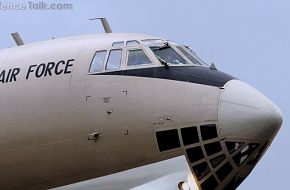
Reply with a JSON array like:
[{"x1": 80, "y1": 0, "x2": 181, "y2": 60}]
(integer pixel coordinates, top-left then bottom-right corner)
[
  {"x1": 89, "y1": 17, "x2": 112, "y2": 33},
  {"x1": 210, "y1": 62, "x2": 217, "y2": 70},
  {"x1": 11, "y1": 32, "x2": 24, "y2": 46}
]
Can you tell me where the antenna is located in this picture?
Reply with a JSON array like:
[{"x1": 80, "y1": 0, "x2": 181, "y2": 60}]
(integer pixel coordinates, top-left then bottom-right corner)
[
  {"x1": 11, "y1": 32, "x2": 24, "y2": 46},
  {"x1": 89, "y1": 17, "x2": 112, "y2": 33},
  {"x1": 210, "y1": 63, "x2": 217, "y2": 70}
]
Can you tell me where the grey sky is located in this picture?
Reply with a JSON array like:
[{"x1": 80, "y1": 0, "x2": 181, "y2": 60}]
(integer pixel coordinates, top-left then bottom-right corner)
[{"x1": 1, "y1": 0, "x2": 289, "y2": 189}]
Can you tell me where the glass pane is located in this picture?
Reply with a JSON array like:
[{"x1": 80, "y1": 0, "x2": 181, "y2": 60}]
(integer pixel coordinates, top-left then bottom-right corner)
[
  {"x1": 126, "y1": 40, "x2": 140, "y2": 46},
  {"x1": 200, "y1": 124, "x2": 218, "y2": 141},
  {"x1": 176, "y1": 46, "x2": 202, "y2": 65},
  {"x1": 186, "y1": 146, "x2": 204, "y2": 163},
  {"x1": 156, "y1": 129, "x2": 181, "y2": 152},
  {"x1": 225, "y1": 142, "x2": 244, "y2": 154},
  {"x1": 106, "y1": 49, "x2": 122, "y2": 70},
  {"x1": 127, "y1": 49, "x2": 152, "y2": 66},
  {"x1": 89, "y1": 50, "x2": 106, "y2": 73},
  {"x1": 201, "y1": 175, "x2": 218, "y2": 190},
  {"x1": 224, "y1": 176, "x2": 246, "y2": 190},
  {"x1": 210, "y1": 154, "x2": 226, "y2": 168},
  {"x1": 112, "y1": 41, "x2": 124, "y2": 47},
  {"x1": 142, "y1": 39, "x2": 164, "y2": 46},
  {"x1": 216, "y1": 162, "x2": 233, "y2": 181},
  {"x1": 204, "y1": 141, "x2": 222, "y2": 156},
  {"x1": 193, "y1": 161, "x2": 210, "y2": 181},
  {"x1": 181, "y1": 126, "x2": 199, "y2": 146},
  {"x1": 150, "y1": 46, "x2": 188, "y2": 64},
  {"x1": 248, "y1": 142, "x2": 267, "y2": 165},
  {"x1": 233, "y1": 143, "x2": 258, "y2": 166}
]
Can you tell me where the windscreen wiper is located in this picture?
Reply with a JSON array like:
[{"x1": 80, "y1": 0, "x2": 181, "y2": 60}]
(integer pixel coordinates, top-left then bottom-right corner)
[
  {"x1": 156, "y1": 55, "x2": 170, "y2": 69},
  {"x1": 154, "y1": 42, "x2": 170, "y2": 51}
]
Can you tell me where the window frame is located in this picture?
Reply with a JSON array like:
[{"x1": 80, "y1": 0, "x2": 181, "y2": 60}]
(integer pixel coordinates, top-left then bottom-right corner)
[
  {"x1": 171, "y1": 43, "x2": 208, "y2": 66},
  {"x1": 88, "y1": 41, "x2": 165, "y2": 75},
  {"x1": 124, "y1": 46, "x2": 155, "y2": 68},
  {"x1": 165, "y1": 44, "x2": 194, "y2": 65},
  {"x1": 88, "y1": 50, "x2": 108, "y2": 74},
  {"x1": 105, "y1": 48, "x2": 123, "y2": 71},
  {"x1": 112, "y1": 41, "x2": 124, "y2": 48},
  {"x1": 126, "y1": 40, "x2": 140, "y2": 46},
  {"x1": 141, "y1": 39, "x2": 164, "y2": 46},
  {"x1": 175, "y1": 46, "x2": 203, "y2": 66}
]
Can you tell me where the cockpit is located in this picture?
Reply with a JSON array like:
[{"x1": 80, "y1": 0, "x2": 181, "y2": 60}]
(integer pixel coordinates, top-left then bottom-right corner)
[
  {"x1": 88, "y1": 39, "x2": 207, "y2": 73},
  {"x1": 145, "y1": 40, "x2": 207, "y2": 66}
]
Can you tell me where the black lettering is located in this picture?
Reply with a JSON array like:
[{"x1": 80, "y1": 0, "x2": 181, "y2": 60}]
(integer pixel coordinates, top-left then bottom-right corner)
[
  {"x1": 44, "y1": 62, "x2": 55, "y2": 77},
  {"x1": 10, "y1": 68, "x2": 20, "y2": 82},
  {"x1": 55, "y1": 60, "x2": 65, "y2": 75},
  {"x1": 5, "y1": 69, "x2": 12, "y2": 83},
  {"x1": 0, "y1": 70, "x2": 5, "y2": 83},
  {"x1": 26, "y1": 65, "x2": 37, "y2": 79},
  {"x1": 64, "y1": 59, "x2": 74, "y2": 74},
  {"x1": 35, "y1": 63, "x2": 46, "y2": 78}
]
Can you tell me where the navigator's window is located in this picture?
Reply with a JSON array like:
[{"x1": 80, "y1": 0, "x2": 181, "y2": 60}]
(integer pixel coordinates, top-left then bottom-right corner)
[
  {"x1": 106, "y1": 49, "x2": 122, "y2": 70},
  {"x1": 89, "y1": 50, "x2": 107, "y2": 73}
]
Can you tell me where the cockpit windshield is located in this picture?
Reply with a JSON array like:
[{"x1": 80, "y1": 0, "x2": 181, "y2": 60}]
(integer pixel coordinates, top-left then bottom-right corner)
[
  {"x1": 150, "y1": 45, "x2": 189, "y2": 65},
  {"x1": 176, "y1": 46, "x2": 202, "y2": 65},
  {"x1": 142, "y1": 39, "x2": 207, "y2": 66}
]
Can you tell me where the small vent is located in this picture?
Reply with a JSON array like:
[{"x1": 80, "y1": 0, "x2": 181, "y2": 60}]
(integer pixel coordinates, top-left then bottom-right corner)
[
  {"x1": 201, "y1": 175, "x2": 218, "y2": 190},
  {"x1": 204, "y1": 141, "x2": 222, "y2": 156},
  {"x1": 200, "y1": 124, "x2": 218, "y2": 141},
  {"x1": 210, "y1": 154, "x2": 226, "y2": 168},
  {"x1": 156, "y1": 129, "x2": 180, "y2": 152},
  {"x1": 186, "y1": 146, "x2": 204, "y2": 163},
  {"x1": 181, "y1": 126, "x2": 199, "y2": 146},
  {"x1": 216, "y1": 162, "x2": 233, "y2": 181},
  {"x1": 192, "y1": 161, "x2": 210, "y2": 181}
]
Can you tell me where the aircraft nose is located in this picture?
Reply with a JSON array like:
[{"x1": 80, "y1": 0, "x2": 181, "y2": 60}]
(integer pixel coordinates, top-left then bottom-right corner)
[{"x1": 219, "y1": 80, "x2": 282, "y2": 141}]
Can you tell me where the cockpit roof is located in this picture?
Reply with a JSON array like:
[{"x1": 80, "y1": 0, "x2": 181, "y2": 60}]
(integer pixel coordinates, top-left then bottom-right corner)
[
  {"x1": 0, "y1": 33, "x2": 165, "y2": 61},
  {"x1": 1, "y1": 33, "x2": 163, "y2": 50}
]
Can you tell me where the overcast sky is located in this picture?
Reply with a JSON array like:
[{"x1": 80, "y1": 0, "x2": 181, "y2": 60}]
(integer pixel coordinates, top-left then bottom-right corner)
[{"x1": 1, "y1": 0, "x2": 289, "y2": 189}]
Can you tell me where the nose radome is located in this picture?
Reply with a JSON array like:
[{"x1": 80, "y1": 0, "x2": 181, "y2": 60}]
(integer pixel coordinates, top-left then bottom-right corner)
[{"x1": 219, "y1": 80, "x2": 283, "y2": 141}]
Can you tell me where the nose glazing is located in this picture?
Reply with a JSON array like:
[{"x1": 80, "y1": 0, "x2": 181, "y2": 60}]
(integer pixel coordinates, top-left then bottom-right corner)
[{"x1": 219, "y1": 80, "x2": 283, "y2": 141}]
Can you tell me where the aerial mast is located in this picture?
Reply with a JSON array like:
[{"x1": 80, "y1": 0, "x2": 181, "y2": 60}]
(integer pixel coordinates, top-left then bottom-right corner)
[
  {"x1": 11, "y1": 32, "x2": 24, "y2": 46},
  {"x1": 89, "y1": 17, "x2": 112, "y2": 33}
]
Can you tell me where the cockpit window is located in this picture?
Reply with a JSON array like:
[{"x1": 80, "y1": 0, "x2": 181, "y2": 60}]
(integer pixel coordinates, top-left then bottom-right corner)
[
  {"x1": 127, "y1": 49, "x2": 152, "y2": 66},
  {"x1": 143, "y1": 40, "x2": 207, "y2": 66},
  {"x1": 112, "y1": 41, "x2": 124, "y2": 47},
  {"x1": 126, "y1": 40, "x2": 140, "y2": 46},
  {"x1": 89, "y1": 50, "x2": 106, "y2": 73},
  {"x1": 106, "y1": 49, "x2": 122, "y2": 70},
  {"x1": 176, "y1": 46, "x2": 202, "y2": 65},
  {"x1": 150, "y1": 46, "x2": 189, "y2": 65},
  {"x1": 142, "y1": 39, "x2": 164, "y2": 46}
]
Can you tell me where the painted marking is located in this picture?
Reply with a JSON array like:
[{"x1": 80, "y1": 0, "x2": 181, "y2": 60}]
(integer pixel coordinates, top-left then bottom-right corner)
[{"x1": 0, "y1": 59, "x2": 75, "y2": 84}]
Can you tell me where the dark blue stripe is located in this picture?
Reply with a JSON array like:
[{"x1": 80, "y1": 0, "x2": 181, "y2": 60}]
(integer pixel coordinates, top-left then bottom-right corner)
[{"x1": 92, "y1": 66, "x2": 236, "y2": 87}]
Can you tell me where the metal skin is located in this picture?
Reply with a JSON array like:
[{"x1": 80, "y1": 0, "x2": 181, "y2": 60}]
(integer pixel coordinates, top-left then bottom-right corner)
[{"x1": 0, "y1": 33, "x2": 282, "y2": 190}]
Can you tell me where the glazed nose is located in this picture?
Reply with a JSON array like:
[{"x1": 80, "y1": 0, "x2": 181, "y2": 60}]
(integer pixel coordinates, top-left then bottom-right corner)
[{"x1": 218, "y1": 80, "x2": 283, "y2": 141}]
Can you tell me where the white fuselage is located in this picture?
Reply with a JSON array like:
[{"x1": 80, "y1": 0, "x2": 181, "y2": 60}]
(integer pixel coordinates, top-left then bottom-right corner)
[{"x1": 0, "y1": 33, "x2": 282, "y2": 190}]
